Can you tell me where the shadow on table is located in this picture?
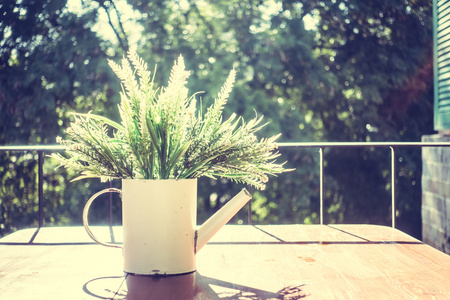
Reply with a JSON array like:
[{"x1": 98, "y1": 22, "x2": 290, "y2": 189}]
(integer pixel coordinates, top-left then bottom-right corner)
[{"x1": 83, "y1": 272, "x2": 307, "y2": 300}]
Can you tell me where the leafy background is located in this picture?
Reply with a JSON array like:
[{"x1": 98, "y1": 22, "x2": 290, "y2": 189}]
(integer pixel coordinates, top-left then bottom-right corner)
[{"x1": 0, "y1": 0, "x2": 433, "y2": 239}]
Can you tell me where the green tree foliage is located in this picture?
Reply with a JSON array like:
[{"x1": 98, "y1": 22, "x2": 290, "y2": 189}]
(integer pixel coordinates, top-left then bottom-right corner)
[
  {"x1": 298, "y1": 0, "x2": 433, "y2": 236},
  {"x1": 0, "y1": 0, "x2": 433, "y2": 239},
  {"x1": 126, "y1": 0, "x2": 432, "y2": 237},
  {"x1": 0, "y1": 0, "x2": 122, "y2": 236},
  {"x1": 0, "y1": 0, "x2": 120, "y2": 144}
]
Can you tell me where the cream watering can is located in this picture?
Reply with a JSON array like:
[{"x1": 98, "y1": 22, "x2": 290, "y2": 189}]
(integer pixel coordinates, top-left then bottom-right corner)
[{"x1": 82, "y1": 178, "x2": 252, "y2": 276}]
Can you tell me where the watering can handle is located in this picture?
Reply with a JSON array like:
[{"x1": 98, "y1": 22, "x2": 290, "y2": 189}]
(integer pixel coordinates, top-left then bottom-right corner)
[{"x1": 82, "y1": 188, "x2": 122, "y2": 249}]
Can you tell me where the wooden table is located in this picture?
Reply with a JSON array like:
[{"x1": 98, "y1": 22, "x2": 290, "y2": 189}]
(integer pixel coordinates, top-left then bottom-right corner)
[{"x1": 1, "y1": 225, "x2": 449, "y2": 299}]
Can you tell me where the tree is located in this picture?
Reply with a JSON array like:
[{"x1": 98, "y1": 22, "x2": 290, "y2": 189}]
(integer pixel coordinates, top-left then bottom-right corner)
[
  {"x1": 0, "y1": 0, "x2": 122, "y2": 236},
  {"x1": 294, "y1": 0, "x2": 433, "y2": 236},
  {"x1": 0, "y1": 0, "x2": 434, "y2": 239},
  {"x1": 127, "y1": 0, "x2": 433, "y2": 237}
]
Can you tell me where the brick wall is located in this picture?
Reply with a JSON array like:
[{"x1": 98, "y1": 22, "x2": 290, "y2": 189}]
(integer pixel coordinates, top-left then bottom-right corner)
[{"x1": 422, "y1": 134, "x2": 450, "y2": 254}]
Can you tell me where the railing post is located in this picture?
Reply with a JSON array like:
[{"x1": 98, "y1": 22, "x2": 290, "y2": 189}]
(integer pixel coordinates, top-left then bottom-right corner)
[
  {"x1": 390, "y1": 146, "x2": 396, "y2": 228},
  {"x1": 248, "y1": 186, "x2": 253, "y2": 225},
  {"x1": 319, "y1": 147, "x2": 324, "y2": 225},
  {"x1": 38, "y1": 151, "x2": 44, "y2": 228},
  {"x1": 108, "y1": 181, "x2": 113, "y2": 227}
]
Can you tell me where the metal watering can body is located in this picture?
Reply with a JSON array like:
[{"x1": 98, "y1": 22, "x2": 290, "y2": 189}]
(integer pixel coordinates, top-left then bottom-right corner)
[{"x1": 83, "y1": 178, "x2": 252, "y2": 276}]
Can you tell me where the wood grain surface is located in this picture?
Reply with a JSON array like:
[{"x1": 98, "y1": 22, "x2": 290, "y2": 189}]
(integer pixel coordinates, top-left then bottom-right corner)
[{"x1": 0, "y1": 225, "x2": 449, "y2": 299}]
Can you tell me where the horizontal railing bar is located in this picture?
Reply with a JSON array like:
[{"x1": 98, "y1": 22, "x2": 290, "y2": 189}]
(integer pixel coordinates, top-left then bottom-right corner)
[
  {"x1": 1, "y1": 141, "x2": 449, "y2": 230},
  {"x1": 1, "y1": 142, "x2": 449, "y2": 152},
  {"x1": 278, "y1": 142, "x2": 450, "y2": 148}
]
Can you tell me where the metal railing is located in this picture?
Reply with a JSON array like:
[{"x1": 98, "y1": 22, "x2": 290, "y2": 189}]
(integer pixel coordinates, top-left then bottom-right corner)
[
  {"x1": 0, "y1": 145, "x2": 65, "y2": 228},
  {"x1": 2, "y1": 142, "x2": 450, "y2": 229},
  {"x1": 278, "y1": 142, "x2": 450, "y2": 228}
]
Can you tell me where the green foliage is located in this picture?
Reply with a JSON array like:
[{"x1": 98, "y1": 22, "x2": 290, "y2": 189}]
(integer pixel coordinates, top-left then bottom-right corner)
[
  {"x1": 0, "y1": 0, "x2": 122, "y2": 237},
  {"x1": 0, "y1": 152, "x2": 38, "y2": 235},
  {"x1": 0, "y1": 0, "x2": 119, "y2": 144},
  {"x1": 0, "y1": 0, "x2": 434, "y2": 239},
  {"x1": 53, "y1": 47, "x2": 290, "y2": 189},
  {"x1": 127, "y1": 0, "x2": 433, "y2": 237}
]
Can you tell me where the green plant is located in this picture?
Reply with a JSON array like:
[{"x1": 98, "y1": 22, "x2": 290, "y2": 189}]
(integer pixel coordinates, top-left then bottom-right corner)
[{"x1": 52, "y1": 47, "x2": 291, "y2": 190}]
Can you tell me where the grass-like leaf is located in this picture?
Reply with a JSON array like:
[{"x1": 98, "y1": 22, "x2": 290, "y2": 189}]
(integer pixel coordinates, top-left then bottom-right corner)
[{"x1": 53, "y1": 47, "x2": 292, "y2": 189}]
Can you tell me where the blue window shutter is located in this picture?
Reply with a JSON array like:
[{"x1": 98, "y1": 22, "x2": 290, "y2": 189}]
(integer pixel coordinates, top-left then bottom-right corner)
[{"x1": 435, "y1": 0, "x2": 450, "y2": 130}]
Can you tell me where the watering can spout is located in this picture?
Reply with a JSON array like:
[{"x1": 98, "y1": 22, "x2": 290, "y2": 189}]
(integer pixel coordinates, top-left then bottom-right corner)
[{"x1": 196, "y1": 188, "x2": 252, "y2": 252}]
